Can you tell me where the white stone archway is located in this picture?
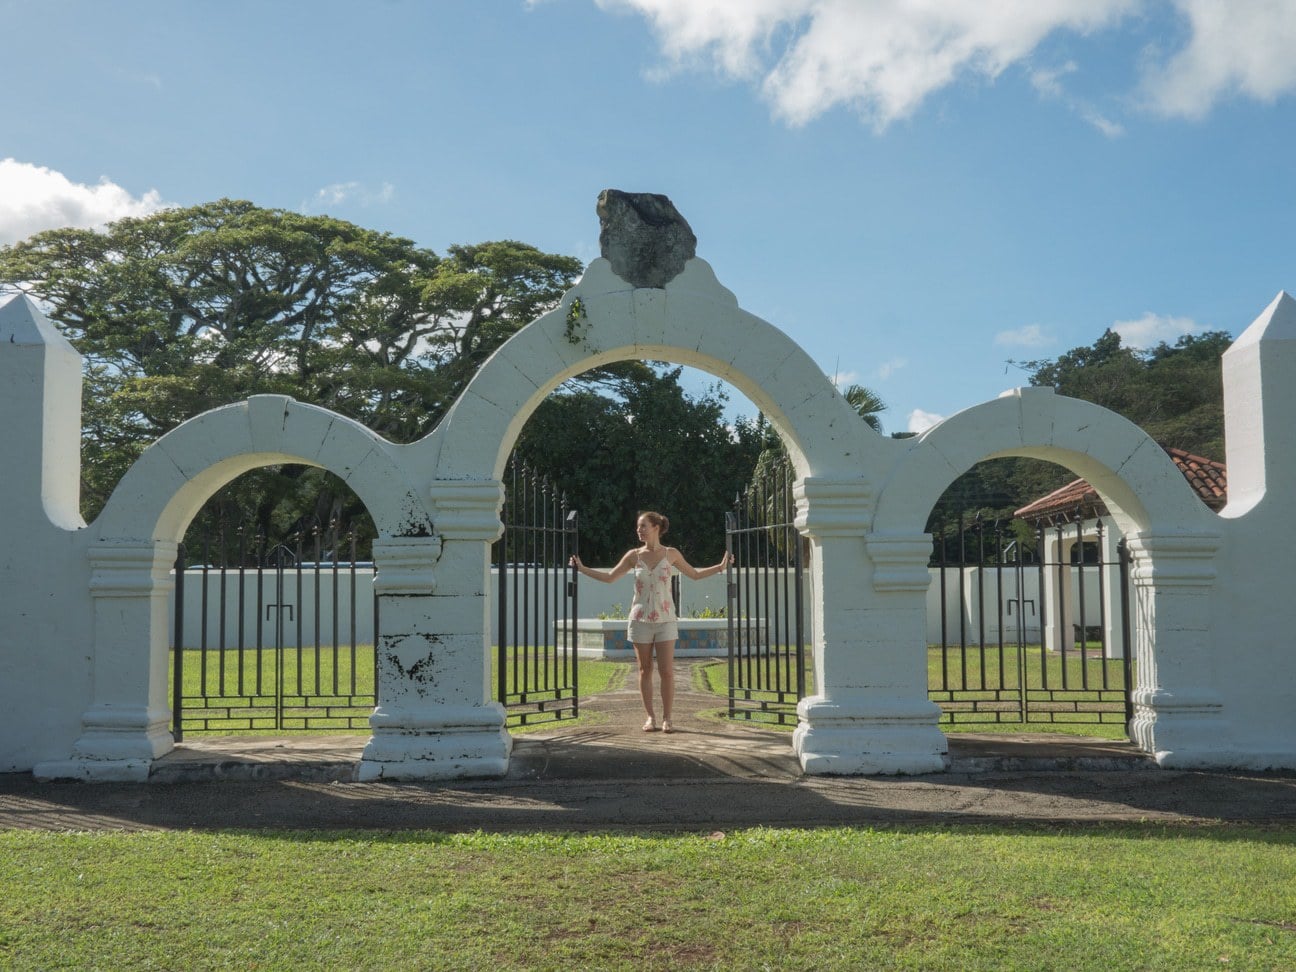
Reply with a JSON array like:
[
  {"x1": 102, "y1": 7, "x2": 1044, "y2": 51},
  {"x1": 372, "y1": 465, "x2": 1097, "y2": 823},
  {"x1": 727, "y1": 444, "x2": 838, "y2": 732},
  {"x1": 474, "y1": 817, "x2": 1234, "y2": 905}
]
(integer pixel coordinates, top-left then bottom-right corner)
[
  {"x1": 12, "y1": 229, "x2": 1294, "y2": 782},
  {"x1": 870, "y1": 387, "x2": 1227, "y2": 768},
  {"x1": 426, "y1": 258, "x2": 885, "y2": 482}
]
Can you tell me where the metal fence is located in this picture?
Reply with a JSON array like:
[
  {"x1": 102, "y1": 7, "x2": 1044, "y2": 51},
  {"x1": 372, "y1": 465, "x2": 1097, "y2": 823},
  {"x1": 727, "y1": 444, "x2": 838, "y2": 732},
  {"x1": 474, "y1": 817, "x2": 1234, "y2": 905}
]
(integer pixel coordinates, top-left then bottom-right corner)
[
  {"x1": 493, "y1": 458, "x2": 580, "y2": 727},
  {"x1": 170, "y1": 521, "x2": 377, "y2": 738},
  {"x1": 724, "y1": 459, "x2": 809, "y2": 725},
  {"x1": 928, "y1": 514, "x2": 1133, "y2": 729}
]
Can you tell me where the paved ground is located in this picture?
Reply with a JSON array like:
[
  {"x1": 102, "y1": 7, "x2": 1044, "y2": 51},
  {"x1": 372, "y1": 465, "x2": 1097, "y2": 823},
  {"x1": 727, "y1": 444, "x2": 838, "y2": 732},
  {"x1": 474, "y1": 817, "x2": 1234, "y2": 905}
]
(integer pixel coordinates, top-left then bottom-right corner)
[{"x1": 4, "y1": 662, "x2": 1295, "y2": 832}]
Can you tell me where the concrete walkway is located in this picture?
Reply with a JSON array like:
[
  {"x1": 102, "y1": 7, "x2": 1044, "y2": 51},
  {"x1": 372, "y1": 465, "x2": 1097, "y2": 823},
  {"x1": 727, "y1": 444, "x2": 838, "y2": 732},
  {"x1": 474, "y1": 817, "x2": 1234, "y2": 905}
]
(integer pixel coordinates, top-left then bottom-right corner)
[{"x1": 4, "y1": 662, "x2": 1295, "y2": 831}]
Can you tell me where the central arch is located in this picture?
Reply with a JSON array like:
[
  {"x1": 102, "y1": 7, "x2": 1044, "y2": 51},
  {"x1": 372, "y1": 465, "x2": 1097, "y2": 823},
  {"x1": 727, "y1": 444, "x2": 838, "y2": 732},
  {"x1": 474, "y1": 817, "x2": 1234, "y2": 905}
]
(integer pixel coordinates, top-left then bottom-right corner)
[
  {"x1": 419, "y1": 256, "x2": 899, "y2": 773},
  {"x1": 425, "y1": 258, "x2": 887, "y2": 485}
]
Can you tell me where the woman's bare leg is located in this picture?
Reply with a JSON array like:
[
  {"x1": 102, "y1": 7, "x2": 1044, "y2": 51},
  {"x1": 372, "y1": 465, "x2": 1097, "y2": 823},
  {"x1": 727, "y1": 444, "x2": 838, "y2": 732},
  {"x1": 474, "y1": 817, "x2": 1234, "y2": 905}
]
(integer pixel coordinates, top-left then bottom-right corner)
[
  {"x1": 656, "y1": 640, "x2": 677, "y2": 727},
  {"x1": 633, "y1": 642, "x2": 657, "y2": 727}
]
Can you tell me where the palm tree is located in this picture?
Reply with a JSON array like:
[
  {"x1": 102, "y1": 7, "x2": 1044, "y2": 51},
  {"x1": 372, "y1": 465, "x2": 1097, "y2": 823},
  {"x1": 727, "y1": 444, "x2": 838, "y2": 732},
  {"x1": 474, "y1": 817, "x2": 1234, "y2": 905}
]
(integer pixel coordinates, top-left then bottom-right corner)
[{"x1": 842, "y1": 383, "x2": 887, "y2": 432}]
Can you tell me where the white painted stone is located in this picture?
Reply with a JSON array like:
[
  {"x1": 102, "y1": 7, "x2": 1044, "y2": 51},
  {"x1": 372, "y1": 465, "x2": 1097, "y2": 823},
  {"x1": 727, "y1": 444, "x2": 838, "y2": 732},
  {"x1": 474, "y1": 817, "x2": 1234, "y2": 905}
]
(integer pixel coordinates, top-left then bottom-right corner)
[{"x1": 794, "y1": 694, "x2": 946, "y2": 775}]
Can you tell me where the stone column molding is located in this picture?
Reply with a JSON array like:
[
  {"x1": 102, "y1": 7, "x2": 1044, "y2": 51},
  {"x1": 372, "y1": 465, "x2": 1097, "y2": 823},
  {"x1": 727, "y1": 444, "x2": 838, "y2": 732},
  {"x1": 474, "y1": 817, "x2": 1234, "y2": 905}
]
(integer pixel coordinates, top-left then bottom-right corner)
[
  {"x1": 794, "y1": 477, "x2": 873, "y2": 539},
  {"x1": 865, "y1": 533, "x2": 934, "y2": 593},
  {"x1": 371, "y1": 536, "x2": 442, "y2": 594},
  {"x1": 35, "y1": 540, "x2": 178, "y2": 782},
  {"x1": 427, "y1": 480, "x2": 507, "y2": 542},
  {"x1": 1123, "y1": 531, "x2": 1230, "y2": 766}
]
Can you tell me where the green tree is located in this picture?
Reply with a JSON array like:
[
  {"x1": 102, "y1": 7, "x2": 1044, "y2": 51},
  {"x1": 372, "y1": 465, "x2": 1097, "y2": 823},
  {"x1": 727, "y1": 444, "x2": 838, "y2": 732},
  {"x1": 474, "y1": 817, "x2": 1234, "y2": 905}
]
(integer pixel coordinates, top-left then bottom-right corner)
[
  {"x1": 513, "y1": 367, "x2": 764, "y2": 565},
  {"x1": 0, "y1": 201, "x2": 582, "y2": 547},
  {"x1": 842, "y1": 383, "x2": 887, "y2": 432},
  {"x1": 1015, "y1": 328, "x2": 1231, "y2": 460}
]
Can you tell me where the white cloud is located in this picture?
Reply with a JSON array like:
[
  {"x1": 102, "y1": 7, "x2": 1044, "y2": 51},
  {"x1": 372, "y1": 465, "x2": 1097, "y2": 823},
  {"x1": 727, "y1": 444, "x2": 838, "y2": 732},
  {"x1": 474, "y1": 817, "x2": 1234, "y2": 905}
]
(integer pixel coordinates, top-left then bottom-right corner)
[
  {"x1": 1142, "y1": 0, "x2": 1296, "y2": 119},
  {"x1": 304, "y1": 181, "x2": 396, "y2": 212},
  {"x1": 1111, "y1": 311, "x2": 1204, "y2": 348},
  {"x1": 876, "y1": 357, "x2": 907, "y2": 380},
  {"x1": 1030, "y1": 60, "x2": 1125, "y2": 136},
  {"x1": 597, "y1": 0, "x2": 1137, "y2": 128},
  {"x1": 826, "y1": 367, "x2": 860, "y2": 389},
  {"x1": 1029, "y1": 61, "x2": 1076, "y2": 99},
  {"x1": 994, "y1": 324, "x2": 1053, "y2": 348},
  {"x1": 0, "y1": 159, "x2": 165, "y2": 245},
  {"x1": 907, "y1": 408, "x2": 945, "y2": 434},
  {"x1": 597, "y1": 0, "x2": 1296, "y2": 129}
]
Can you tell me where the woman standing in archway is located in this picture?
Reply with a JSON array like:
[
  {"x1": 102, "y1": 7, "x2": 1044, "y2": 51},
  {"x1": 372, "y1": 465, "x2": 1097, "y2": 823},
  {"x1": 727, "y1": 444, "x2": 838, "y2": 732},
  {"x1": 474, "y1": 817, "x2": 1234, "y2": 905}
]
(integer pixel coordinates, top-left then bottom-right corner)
[{"x1": 571, "y1": 511, "x2": 731, "y2": 733}]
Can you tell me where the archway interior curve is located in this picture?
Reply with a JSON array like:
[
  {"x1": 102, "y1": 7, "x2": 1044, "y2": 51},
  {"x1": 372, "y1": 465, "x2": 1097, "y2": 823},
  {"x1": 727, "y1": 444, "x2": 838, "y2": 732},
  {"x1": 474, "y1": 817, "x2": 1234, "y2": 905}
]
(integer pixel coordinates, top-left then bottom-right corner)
[
  {"x1": 92, "y1": 397, "x2": 434, "y2": 549},
  {"x1": 503, "y1": 358, "x2": 785, "y2": 567},
  {"x1": 877, "y1": 389, "x2": 1217, "y2": 543},
  {"x1": 488, "y1": 346, "x2": 815, "y2": 486},
  {"x1": 981, "y1": 446, "x2": 1153, "y2": 538}
]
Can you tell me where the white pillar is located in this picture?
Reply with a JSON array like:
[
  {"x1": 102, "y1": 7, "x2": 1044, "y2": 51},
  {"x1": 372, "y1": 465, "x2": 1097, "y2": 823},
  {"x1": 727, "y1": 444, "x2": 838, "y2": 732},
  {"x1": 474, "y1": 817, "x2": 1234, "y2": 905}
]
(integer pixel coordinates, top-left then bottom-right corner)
[
  {"x1": 791, "y1": 479, "x2": 946, "y2": 775},
  {"x1": 1041, "y1": 530, "x2": 1073, "y2": 654},
  {"x1": 0, "y1": 295, "x2": 84, "y2": 530},
  {"x1": 34, "y1": 541, "x2": 177, "y2": 782},
  {"x1": 1125, "y1": 532, "x2": 1231, "y2": 766},
  {"x1": 358, "y1": 482, "x2": 511, "y2": 781},
  {"x1": 1099, "y1": 520, "x2": 1127, "y2": 660}
]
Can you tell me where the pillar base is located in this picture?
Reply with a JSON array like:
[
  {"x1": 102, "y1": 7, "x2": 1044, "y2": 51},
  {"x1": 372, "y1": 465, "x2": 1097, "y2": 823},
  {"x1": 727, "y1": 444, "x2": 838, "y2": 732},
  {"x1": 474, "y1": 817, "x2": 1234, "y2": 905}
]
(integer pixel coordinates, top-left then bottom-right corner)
[
  {"x1": 33, "y1": 757, "x2": 154, "y2": 782},
  {"x1": 33, "y1": 704, "x2": 173, "y2": 782},
  {"x1": 793, "y1": 694, "x2": 947, "y2": 776},
  {"x1": 1131, "y1": 689, "x2": 1235, "y2": 769},
  {"x1": 357, "y1": 702, "x2": 512, "y2": 781}
]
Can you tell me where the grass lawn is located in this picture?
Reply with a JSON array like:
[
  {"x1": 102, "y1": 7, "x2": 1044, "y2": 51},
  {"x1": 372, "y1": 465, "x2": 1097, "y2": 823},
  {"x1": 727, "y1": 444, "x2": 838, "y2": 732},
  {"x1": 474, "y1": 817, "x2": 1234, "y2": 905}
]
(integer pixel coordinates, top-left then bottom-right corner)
[
  {"x1": 2, "y1": 824, "x2": 1295, "y2": 970},
  {"x1": 170, "y1": 648, "x2": 627, "y2": 736}
]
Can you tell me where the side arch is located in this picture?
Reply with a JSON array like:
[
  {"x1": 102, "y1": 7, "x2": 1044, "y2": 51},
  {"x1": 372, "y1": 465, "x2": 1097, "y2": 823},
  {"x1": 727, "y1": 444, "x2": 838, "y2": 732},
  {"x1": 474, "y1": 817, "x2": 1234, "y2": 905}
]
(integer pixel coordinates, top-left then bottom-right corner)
[
  {"x1": 872, "y1": 387, "x2": 1217, "y2": 538},
  {"x1": 869, "y1": 386, "x2": 1229, "y2": 768},
  {"x1": 93, "y1": 395, "x2": 432, "y2": 544},
  {"x1": 43, "y1": 395, "x2": 446, "y2": 782}
]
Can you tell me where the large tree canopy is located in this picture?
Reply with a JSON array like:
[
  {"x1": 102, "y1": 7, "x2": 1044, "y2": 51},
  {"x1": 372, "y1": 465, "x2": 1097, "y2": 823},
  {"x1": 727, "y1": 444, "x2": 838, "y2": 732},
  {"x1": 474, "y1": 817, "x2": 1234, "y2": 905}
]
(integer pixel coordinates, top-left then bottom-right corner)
[{"x1": 0, "y1": 201, "x2": 582, "y2": 533}]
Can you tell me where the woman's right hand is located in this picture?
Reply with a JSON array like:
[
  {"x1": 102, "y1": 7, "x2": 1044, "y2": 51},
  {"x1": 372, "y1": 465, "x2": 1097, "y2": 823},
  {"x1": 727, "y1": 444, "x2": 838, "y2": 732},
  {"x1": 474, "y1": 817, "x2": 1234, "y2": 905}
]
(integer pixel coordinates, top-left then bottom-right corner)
[{"x1": 569, "y1": 555, "x2": 583, "y2": 571}]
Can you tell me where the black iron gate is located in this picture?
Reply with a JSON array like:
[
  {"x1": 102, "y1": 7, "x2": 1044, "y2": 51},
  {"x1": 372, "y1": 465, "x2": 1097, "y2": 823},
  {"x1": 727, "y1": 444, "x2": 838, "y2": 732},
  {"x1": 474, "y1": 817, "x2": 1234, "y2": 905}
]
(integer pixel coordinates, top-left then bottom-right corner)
[
  {"x1": 724, "y1": 459, "x2": 809, "y2": 725},
  {"x1": 170, "y1": 521, "x2": 378, "y2": 738},
  {"x1": 929, "y1": 514, "x2": 1134, "y2": 730},
  {"x1": 494, "y1": 458, "x2": 580, "y2": 727}
]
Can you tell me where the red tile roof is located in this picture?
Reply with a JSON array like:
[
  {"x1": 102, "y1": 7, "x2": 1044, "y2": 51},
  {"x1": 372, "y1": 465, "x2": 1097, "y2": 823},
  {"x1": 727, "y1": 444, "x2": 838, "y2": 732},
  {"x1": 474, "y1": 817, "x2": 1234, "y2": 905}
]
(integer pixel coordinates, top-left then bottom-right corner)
[{"x1": 1013, "y1": 447, "x2": 1227, "y2": 523}]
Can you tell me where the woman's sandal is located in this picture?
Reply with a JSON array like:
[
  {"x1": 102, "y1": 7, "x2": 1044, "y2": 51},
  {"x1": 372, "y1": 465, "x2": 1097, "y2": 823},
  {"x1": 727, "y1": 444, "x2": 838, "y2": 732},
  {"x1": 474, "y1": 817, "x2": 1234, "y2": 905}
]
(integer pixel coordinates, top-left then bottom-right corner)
[
  {"x1": 661, "y1": 720, "x2": 674, "y2": 734},
  {"x1": 643, "y1": 717, "x2": 658, "y2": 732}
]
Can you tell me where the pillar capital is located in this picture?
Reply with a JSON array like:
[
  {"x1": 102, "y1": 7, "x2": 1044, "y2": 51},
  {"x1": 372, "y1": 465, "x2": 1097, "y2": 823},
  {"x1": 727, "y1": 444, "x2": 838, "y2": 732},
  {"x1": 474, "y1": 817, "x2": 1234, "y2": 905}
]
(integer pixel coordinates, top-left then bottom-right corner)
[
  {"x1": 1124, "y1": 531, "x2": 1222, "y2": 588},
  {"x1": 793, "y1": 477, "x2": 871, "y2": 539},
  {"x1": 372, "y1": 536, "x2": 441, "y2": 594},
  {"x1": 427, "y1": 479, "x2": 505, "y2": 542},
  {"x1": 87, "y1": 540, "x2": 177, "y2": 596},
  {"x1": 865, "y1": 532, "x2": 932, "y2": 592}
]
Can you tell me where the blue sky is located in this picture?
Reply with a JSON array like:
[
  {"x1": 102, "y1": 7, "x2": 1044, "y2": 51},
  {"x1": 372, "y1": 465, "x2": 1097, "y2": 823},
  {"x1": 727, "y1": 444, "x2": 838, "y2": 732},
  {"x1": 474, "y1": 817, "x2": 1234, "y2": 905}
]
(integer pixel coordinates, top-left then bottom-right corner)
[{"x1": 2, "y1": 0, "x2": 1294, "y2": 436}]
